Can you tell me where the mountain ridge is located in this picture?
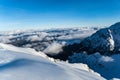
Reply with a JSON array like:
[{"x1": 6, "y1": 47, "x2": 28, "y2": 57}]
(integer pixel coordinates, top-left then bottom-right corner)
[{"x1": 78, "y1": 22, "x2": 120, "y2": 55}]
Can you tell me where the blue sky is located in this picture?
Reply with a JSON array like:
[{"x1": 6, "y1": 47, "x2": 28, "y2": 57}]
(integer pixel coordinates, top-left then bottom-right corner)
[{"x1": 0, "y1": 0, "x2": 120, "y2": 31}]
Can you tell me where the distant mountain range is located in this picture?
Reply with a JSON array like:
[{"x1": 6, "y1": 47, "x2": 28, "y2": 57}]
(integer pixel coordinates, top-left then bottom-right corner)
[
  {"x1": 0, "y1": 27, "x2": 98, "y2": 60},
  {"x1": 1, "y1": 22, "x2": 120, "y2": 59}
]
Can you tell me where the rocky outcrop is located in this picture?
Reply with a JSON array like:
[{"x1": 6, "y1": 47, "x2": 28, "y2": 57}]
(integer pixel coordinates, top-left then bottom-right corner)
[{"x1": 79, "y1": 22, "x2": 120, "y2": 55}]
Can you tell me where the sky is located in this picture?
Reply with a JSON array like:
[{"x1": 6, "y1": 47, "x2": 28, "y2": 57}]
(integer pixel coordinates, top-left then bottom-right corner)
[{"x1": 0, "y1": 0, "x2": 120, "y2": 31}]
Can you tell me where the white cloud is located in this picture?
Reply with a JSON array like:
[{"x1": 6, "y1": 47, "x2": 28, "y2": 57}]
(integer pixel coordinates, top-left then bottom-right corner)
[
  {"x1": 99, "y1": 56, "x2": 114, "y2": 62},
  {"x1": 43, "y1": 42, "x2": 63, "y2": 55}
]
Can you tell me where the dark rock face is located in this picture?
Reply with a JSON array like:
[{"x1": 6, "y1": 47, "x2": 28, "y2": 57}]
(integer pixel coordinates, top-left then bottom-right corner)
[{"x1": 78, "y1": 22, "x2": 120, "y2": 55}]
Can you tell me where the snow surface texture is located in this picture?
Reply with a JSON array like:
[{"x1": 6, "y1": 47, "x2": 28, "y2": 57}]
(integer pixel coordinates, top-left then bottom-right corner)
[
  {"x1": 0, "y1": 43, "x2": 105, "y2": 80},
  {"x1": 79, "y1": 22, "x2": 120, "y2": 54},
  {"x1": 69, "y1": 52, "x2": 120, "y2": 79}
]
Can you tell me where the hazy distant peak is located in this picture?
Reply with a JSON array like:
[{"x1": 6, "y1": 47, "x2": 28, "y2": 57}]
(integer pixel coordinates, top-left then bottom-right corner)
[{"x1": 110, "y1": 22, "x2": 120, "y2": 29}]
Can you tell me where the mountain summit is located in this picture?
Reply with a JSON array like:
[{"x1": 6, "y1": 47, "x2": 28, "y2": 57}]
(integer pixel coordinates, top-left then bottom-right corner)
[{"x1": 79, "y1": 22, "x2": 120, "y2": 55}]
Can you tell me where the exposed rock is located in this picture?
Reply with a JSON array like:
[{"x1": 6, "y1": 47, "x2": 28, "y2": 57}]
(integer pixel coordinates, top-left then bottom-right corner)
[{"x1": 79, "y1": 22, "x2": 120, "y2": 55}]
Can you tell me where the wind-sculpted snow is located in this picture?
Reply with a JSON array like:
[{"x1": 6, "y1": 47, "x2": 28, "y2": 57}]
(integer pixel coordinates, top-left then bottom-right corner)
[{"x1": 0, "y1": 43, "x2": 105, "y2": 80}]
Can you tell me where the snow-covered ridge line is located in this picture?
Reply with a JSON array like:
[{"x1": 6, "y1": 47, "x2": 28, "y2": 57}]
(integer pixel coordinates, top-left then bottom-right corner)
[
  {"x1": 0, "y1": 43, "x2": 105, "y2": 80},
  {"x1": 0, "y1": 43, "x2": 46, "y2": 57},
  {"x1": 0, "y1": 43, "x2": 57, "y2": 62},
  {"x1": 78, "y1": 22, "x2": 120, "y2": 55}
]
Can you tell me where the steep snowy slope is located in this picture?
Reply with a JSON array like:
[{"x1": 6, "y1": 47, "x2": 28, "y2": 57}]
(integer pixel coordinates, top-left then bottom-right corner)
[
  {"x1": 0, "y1": 43, "x2": 105, "y2": 80},
  {"x1": 79, "y1": 22, "x2": 120, "y2": 55},
  {"x1": 69, "y1": 52, "x2": 120, "y2": 79}
]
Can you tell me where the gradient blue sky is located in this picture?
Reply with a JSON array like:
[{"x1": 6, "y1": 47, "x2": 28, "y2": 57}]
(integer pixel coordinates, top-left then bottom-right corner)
[{"x1": 0, "y1": 0, "x2": 120, "y2": 31}]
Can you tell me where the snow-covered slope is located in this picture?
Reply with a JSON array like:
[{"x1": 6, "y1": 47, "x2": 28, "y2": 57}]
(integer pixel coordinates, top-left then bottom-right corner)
[
  {"x1": 69, "y1": 52, "x2": 120, "y2": 79},
  {"x1": 79, "y1": 22, "x2": 120, "y2": 55},
  {"x1": 0, "y1": 43, "x2": 105, "y2": 80}
]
